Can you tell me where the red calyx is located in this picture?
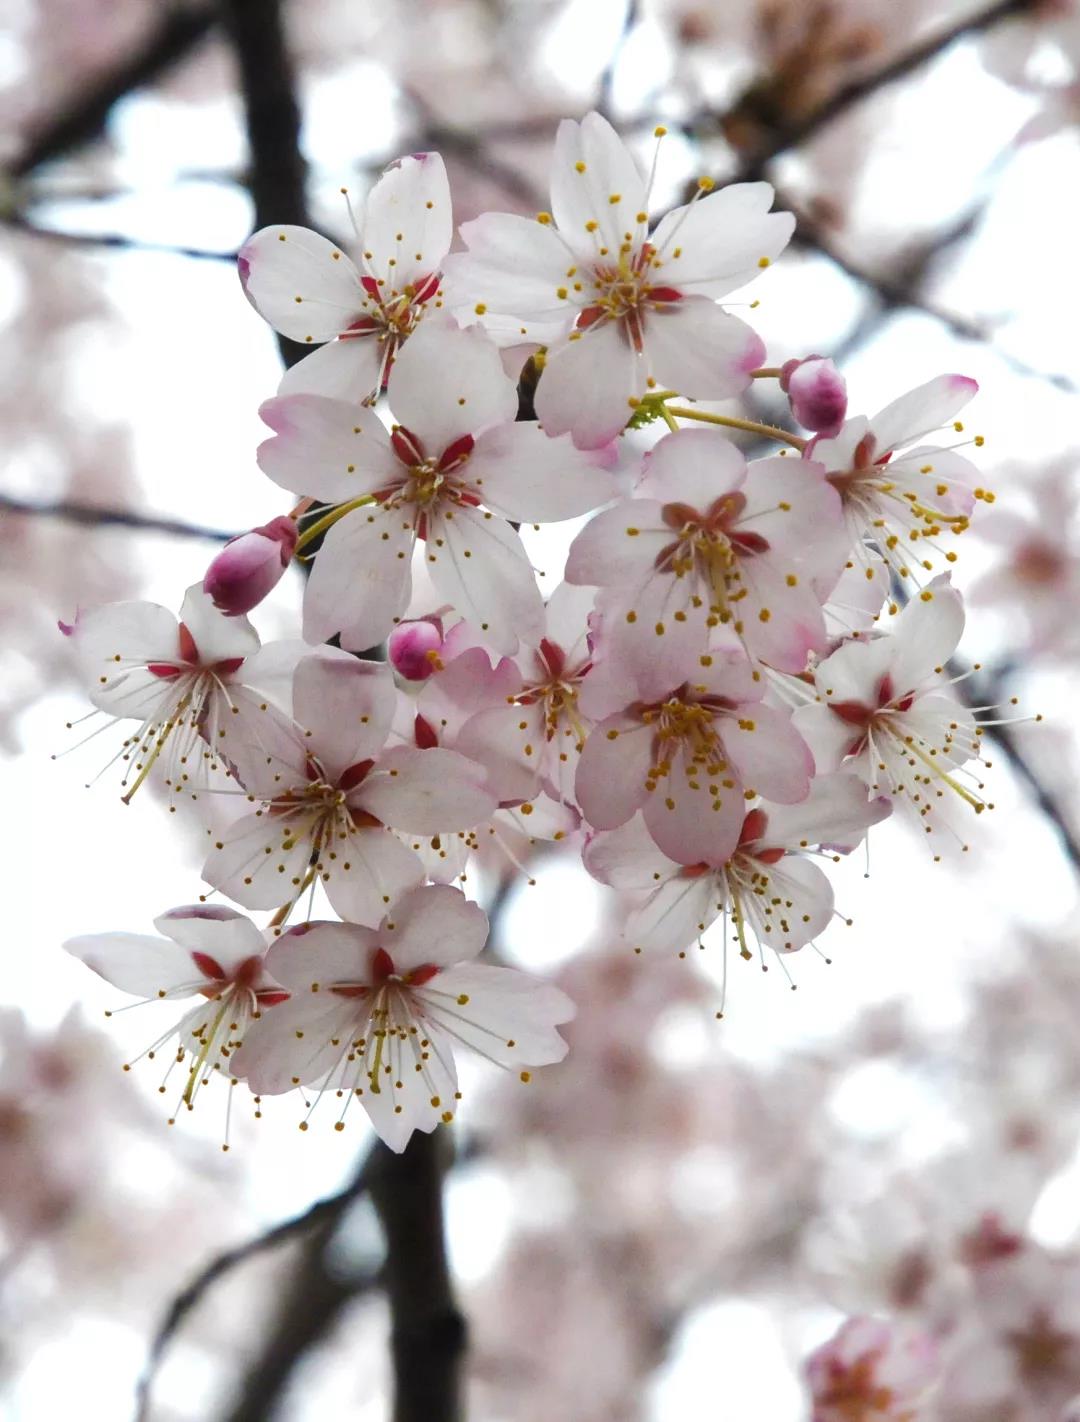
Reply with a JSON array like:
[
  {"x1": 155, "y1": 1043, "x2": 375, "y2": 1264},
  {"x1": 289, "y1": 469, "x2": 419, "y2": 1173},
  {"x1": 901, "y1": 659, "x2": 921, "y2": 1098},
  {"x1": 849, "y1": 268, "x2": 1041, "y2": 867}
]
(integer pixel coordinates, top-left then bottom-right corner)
[
  {"x1": 391, "y1": 426, "x2": 425, "y2": 466},
  {"x1": 339, "y1": 759, "x2": 375, "y2": 792},
  {"x1": 438, "y1": 434, "x2": 475, "y2": 472},
  {"x1": 192, "y1": 951, "x2": 226, "y2": 981},
  {"x1": 414, "y1": 714, "x2": 439, "y2": 750}
]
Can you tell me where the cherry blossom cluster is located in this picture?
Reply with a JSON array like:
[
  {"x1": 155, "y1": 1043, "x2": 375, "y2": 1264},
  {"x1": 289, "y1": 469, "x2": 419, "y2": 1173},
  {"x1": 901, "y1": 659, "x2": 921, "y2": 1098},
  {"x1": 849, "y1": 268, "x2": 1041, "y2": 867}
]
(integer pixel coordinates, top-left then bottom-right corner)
[{"x1": 59, "y1": 112, "x2": 998, "y2": 1151}]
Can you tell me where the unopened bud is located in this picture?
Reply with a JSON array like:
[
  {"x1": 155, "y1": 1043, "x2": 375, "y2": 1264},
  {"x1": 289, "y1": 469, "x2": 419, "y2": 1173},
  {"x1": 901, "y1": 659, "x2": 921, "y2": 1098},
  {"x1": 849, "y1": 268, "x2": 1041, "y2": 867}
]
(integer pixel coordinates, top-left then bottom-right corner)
[
  {"x1": 203, "y1": 516, "x2": 297, "y2": 615},
  {"x1": 388, "y1": 619, "x2": 445, "y2": 681},
  {"x1": 781, "y1": 356, "x2": 847, "y2": 436}
]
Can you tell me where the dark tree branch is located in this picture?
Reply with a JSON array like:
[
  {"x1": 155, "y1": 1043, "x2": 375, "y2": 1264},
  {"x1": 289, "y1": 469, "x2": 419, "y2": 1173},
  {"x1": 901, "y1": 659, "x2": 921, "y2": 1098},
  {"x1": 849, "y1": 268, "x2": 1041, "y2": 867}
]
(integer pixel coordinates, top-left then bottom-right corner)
[
  {"x1": 368, "y1": 1133, "x2": 466, "y2": 1422},
  {"x1": 0, "y1": 493, "x2": 236, "y2": 542},
  {"x1": 10, "y1": 5, "x2": 218, "y2": 179},
  {"x1": 2, "y1": 212, "x2": 237, "y2": 262},
  {"x1": 219, "y1": 0, "x2": 310, "y2": 370}
]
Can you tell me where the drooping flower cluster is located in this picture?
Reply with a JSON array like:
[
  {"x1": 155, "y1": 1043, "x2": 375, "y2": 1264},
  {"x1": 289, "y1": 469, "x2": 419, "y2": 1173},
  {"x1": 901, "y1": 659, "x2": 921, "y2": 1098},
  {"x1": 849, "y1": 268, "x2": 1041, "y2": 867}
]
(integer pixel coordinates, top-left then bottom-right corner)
[{"x1": 58, "y1": 111, "x2": 1007, "y2": 1151}]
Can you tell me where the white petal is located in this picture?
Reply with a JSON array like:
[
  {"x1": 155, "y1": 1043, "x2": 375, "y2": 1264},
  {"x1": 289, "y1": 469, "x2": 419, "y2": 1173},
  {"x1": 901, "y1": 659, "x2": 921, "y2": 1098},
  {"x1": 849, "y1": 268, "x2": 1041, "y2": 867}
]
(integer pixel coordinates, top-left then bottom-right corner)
[
  {"x1": 277, "y1": 335, "x2": 386, "y2": 403},
  {"x1": 293, "y1": 653, "x2": 396, "y2": 781},
  {"x1": 550, "y1": 113, "x2": 647, "y2": 256},
  {"x1": 320, "y1": 826, "x2": 426, "y2": 925},
  {"x1": 71, "y1": 600, "x2": 180, "y2": 719},
  {"x1": 388, "y1": 318, "x2": 516, "y2": 453},
  {"x1": 467, "y1": 422, "x2": 615, "y2": 523},
  {"x1": 563, "y1": 499, "x2": 668, "y2": 587},
  {"x1": 889, "y1": 577, "x2": 965, "y2": 691},
  {"x1": 721, "y1": 702, "x2": 814, "y2": 803},
  {"x1": 442, "y1": 213, "x2": 576, "y2": 330},
  {"x1": 63, "y1": 931, "x2": 197, "y2": 997},
  {"x1": 264, "y1": 919, "x2": 378, "y2": 990},
  {"x1": 628, "y1": 871, "x2": 723, "y2": 952},
  {"x1": 425, "y1": 504, "x2": 544, "y2": 655},
  {"x1": 642, "y1": 744, "x2": 743, "y2": 866},
  {"x1": 178, "y1": 584, "x2": 260, "y2": 665},
  {"x1": 582, "y1": 815, "x2": 680, "y2": 890},
  {"x1": 238, "y1": 225, "x2": 364, "y2": 341},
  {"x1": 360, "y1": 1017, "x2": 459, "y2": 1153},
  {"x1": 751, "y1": 855, "x2": 834, "y2": 952},
  {"x1": 202, "y1": 808, "x2": 318, "y2": 910},
  {"x1": 871, "y1": 375, "x2": 978, "y2": 454},
  {"x1": 789, "y1": 703, "x2": 863, "y2": 774},
  {"x1": 638, "y1": 427, "x2": 746, "y2": 508},
  {"x1": 756, "y1": 772, "x2": 891, "y2": 851},
  {"x1": 650, "y1": 182, "x2": 794, "y2": 297},
  {"x1": 575, "y1": 716, "x2": 653, "y2": 829},
  {"x1": 361, "y1": 152, "x2": 453, "y2": 291},
  {"x1": 453, "y1": 702, "x2": 545, "y2": 804},
  {"x1": 418, "y1": 962, "x2": 573, "y2": 1067},
  {"x1": 358, "y1": 745, "x2": 497, "y2": 833},
  {"x1": 302, "y1": 503, "x2": 415, "y2": 651},
  {"x1": 154, "y1": 905, "x2": 266, "y2": 972},
  {"x1": 535, "y1": 322, "x2": 644, "y2": 449},
  {"x1": 232, "y1": 996, "x2": 356, "y2": 1095},
  {"x1": 379, "y1": 883, "x2": 489, "y2": 972},
  {"x1": 641, "y1": 299, "x2": 763, "y2": 400},
  {"x1": 258, "y1": 394, "x2": 398, "y2": 504}
]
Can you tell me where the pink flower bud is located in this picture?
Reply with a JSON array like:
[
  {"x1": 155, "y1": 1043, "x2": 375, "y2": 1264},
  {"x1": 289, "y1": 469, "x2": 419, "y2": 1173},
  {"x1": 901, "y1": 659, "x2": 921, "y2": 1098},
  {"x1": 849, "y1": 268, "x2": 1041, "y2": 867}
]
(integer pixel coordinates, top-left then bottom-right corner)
[
  {"x1": 388, "y1": 619, "x2": 445, "y2": 680},
  {"x1": 781, "y1": 356, "x2": 847, "y2": 436},
  {"x1": 203, "y1": 516, "x2": 297, "y2": 616}
]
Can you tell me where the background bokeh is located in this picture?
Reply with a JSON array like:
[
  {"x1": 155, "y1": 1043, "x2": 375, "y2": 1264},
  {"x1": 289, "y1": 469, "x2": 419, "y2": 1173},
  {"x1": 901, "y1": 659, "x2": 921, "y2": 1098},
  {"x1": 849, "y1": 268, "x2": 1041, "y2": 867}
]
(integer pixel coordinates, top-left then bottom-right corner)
[{"x1": 4, "y1": 0, "x2": 1080, "y2": 1416}]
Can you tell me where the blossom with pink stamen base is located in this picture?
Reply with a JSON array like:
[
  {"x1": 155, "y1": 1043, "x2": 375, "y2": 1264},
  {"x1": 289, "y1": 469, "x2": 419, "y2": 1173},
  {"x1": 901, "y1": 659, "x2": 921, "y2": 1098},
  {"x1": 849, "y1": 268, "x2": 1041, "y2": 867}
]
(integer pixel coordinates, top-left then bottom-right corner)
[
  {"x1": 806, "y1": 373, "x2": 982, "y2": 582},
  {"x1": 782, "y1": 355, "x2": 847, "y2": 436},
  {"x1": 203, "y1": 516, "x2": 297, "y2": 616},
  {"x1": 231, "y1": 885, "x2": 575, "y2": 1150},
  {"x1": 805, "y1": 1316, "x2": 940, "y2": 1422},
  {"x1": 64, "y1": 905, "x2": 289, "y2": 1118},
  {"x1": 257, "y1": 318, "x2": 614, "y2": 656},
  {"x1": 565, "y1": 427, "x2": 847, "y2": 673},
  {"x1": 60, "y1": 582, "x2": 306, "y2": 801},
  {"x1": 238, "y1": 153, "x2": 452, "y2": 402},
  {"x1": 443, "y1": 111, "x2": 792, "y2": 448},
  {"x1": 202, "y1": 650, "x2": 497, "y2": 925},
  {"x1": 584, "y1": 774, "x2": 888, "y2": 957}
]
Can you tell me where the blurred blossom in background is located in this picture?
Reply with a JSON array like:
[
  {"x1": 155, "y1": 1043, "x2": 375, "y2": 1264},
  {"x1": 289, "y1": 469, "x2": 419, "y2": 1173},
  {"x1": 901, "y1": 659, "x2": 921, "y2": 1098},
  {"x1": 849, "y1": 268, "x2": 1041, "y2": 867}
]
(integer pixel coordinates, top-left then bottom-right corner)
[{"x1": 5, "y1": 0, "x2": 1080, "y2": 1417}]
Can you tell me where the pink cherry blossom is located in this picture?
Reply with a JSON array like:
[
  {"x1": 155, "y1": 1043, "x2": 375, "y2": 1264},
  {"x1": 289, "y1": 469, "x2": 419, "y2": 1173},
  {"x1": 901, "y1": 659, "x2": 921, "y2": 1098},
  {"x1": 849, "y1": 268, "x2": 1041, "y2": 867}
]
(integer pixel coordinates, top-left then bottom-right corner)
[
  {"x1": 231, "y1": 885, "x2": 575, "y2": 1150},
  {"x1": 257, "y1": 318, "x2": 614, "y2": 655},
  {"x1": 64, "y1": 904, "x2": 289, "y2": 1113},
  {"x1": 807, "y1": 374, "x2": 982, "y2": 583},
  {"x1": 202, "y1": 515, "x2": 298, "y2": 616},
  {"x1": 238, "y1": 153, "x2": 452, "y2": 401},
  {"x1": 387, "y1": 616, "x2": 447, "y2": 680},
  {"x1": 60, "y1": 582, "x2": 305, "y2": 802},
  {"x1": 443, "y1": 111, "x2": 793, "y2": 448},
  {"x1": 565, "y1": 427, "x2": 847, "y2": 672},
  {"x1": 783, "y1": 355, "x2": 848, "y2": 436},
  {"x1": 201, "y1": 650, "x2": 497, "y2": 924},
  {"x1": 584, "y1": 773, "x2": 888, "y2": 956},
  {"x1": 793, "y1": 577, "x2": 987, "y2": 844},
  {"x1": 805, "y1": 1316, "x2": 940, "y2": 1422},
  {"x1": 574, "y1": 645, "x2": 814, "y2": 865}
]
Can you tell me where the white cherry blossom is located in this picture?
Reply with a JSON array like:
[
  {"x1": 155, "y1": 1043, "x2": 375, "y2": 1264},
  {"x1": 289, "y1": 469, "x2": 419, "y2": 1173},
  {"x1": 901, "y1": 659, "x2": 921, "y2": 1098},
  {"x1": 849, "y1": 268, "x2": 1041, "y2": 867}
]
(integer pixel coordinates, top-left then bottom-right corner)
[
  {"x1": 444, "y1": 111, "x2": 793, "y2": 448},
  {"x1": 257, "y1": 318, "x2": 614, "y2": 655},
  {"x1": 238, "y1": 153, "x2": 452, "y2": 401},
  {"x1": 232, "y1": 885, "x2": 575, "y2": 1150}
]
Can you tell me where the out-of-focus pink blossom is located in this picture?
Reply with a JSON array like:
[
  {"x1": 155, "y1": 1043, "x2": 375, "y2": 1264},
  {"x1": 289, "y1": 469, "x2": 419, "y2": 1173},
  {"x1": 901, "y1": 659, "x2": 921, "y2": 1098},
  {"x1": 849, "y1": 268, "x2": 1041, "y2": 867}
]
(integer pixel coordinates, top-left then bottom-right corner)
[
  {"x1": 805, "y1": 1315, "x2": 939, "y2": 1421},
  {"x1": 203, "y1": 516, "x2": 297, "y2": 616},
  {"x1": 782, "y1": 356, "x2": 848, "y2": 435}
]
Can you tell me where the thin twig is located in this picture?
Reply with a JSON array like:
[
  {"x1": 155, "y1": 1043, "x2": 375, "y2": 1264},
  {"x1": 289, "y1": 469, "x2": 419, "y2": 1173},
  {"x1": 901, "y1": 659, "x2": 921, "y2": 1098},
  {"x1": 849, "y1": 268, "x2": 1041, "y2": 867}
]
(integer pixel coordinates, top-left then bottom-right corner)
[{"x1": 0, "y1": 493, "x2": 236, "y2": 542}]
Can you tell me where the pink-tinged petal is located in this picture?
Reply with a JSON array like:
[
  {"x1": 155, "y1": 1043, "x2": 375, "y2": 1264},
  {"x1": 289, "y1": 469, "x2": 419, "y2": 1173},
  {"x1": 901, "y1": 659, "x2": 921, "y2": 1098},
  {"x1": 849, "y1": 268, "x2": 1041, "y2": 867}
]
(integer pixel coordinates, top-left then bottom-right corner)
[
  {"x1": 388, "y1": 619, "x2": 445, "y2": 681},
  {"x1": 361, "y1": 152, "x2": 453, "y2": 291},
  {"x1": 418, "y1": 646, "x2": 523, "y2": 741},
  {"x1": 722, "y1": 702, "x2": 814, "y2": 803},
  {"x1": 563, "y1": 499, "x2": 668, "y2": 587},
  {"x1": 293, "y1": 653, "x2": 395, "y2": 781},
  {"x1": 418, "y1": 962, "x2": 573, "y2": 1065},
  {"x1": 740, "y1": 456, "x2": 846, "y2": 580},
  {"x1": 642, "y1": 746, "x2": 743, "y2": 865},
  {"x1": 649, "y1": 182, "x2": 794, "y2": 298},
  {"x1": 785, "y1": 357, "x2": 847, "y2": 436},
  {"x1": 454, "y1": 702, "x2": 546, "y2": 803},
  {"x1": 889, "y1": 576, "x2": 965, "y2": 691},
  {"x1": 575, "y1": 716, "x2": 653, "y2": 829},
  {"x1": 178, "y1": 584, "x2": 260, "y2": 666},
  {"x1": 789, "y1": 703, "x2": 862, "y2": 773},
  {"x1": 757, "y1": 772, "x2": 891, "y2": 852},
  {"x1": 642, "y1": 299, "x2": 763, "y2": 400},
  {"x1": 542, "y1": 581, "x2": 597, "y2": 663},
  {"x1": 442, "y1": 213, "x2": 578, "y2": 333},
  {"x1": 388, "y1": 318, "x2": 516, "y2": 453},
  {"x1": 153, "y1": 904, "x2": 266, "y2": 972},
  {"x1": 733, "y1": 557, "x2": 830, "y2": 672},
  {"x1": 204, "y1": 690, "x2": 310, "y2": 798},
  {"x1": 264, "y1": 919, "x2": 379, "y2": 990},
  {"x1": 360, "y1": 1019, "x2": 459, "y2": 1153},
  {"x1": 628, "y1": 872, "x2": 724, "y2": 952},
  {"x1": 277, "y1": 334, "x2": 386, "y2": 402},
  {"x1": 890, "y1": 445, "x2": 977, "y2": 519},
  {"x1": 466, "y1": 423, "x2": 615, "y2": 523},
  {"x1": 236, "y1": 639, "x2": 312, "y2": 713},
  {"x1": 582, "y1": 815, "x2": 680, "y2": 890},
  {"x1": 425, "y1": 504, "x2": 544, "y2": 656},
  {"x1": 320, "y1": 826, "x2": 426, "y2": 925},
  {"x1": 752, "y1": 855, "x2": 834, "y2": 952},
  {"x1": 825, "y1": 556, "x2": 890, "y2": 636},
  {"x1": 379, "y1": 883, "x2": 489, "y2": 972},
  {"x1": 238, "y1": 225, "x2": 364, "y2": 341},
  {"x1": 69, "y1": 600, "x2": 180, "y2": 718},
  {"x1": 204, "y1": 518, "x2": 297, "y2": 617},
  {"x1": 202, "y1": 808, "x2": 319, "y2": 910},
  {"x1": 806, "y1": 415, "x2": 871, "y2": 473},
  {"x1": 535, "y1": 322, "x2": 645, "y2": 449},
  {"x1": 302, "y1": 504, "x2": 415, "y2": 651},
  {"x1": 63, "y1": 931, "x2": 198, "y2": 997},
  {"x1": 870, "y1": 374, "x2": 979, "y2": 454},
  {"x1": 638, "y1": 426, "x2": 746, "y2": 508},
  {"x1": 358, "y1": 745, "x2": 497, "y2": 833},
  {"x1": 813, "y1": 635, "x2": 894, "y2": 706},
  {"x1": 258, "y1": 394, "x2": 398, "y2": 504},
  {"x1": 550, "y1": 112, "x2": 648, "y2": 255},
  {"x1": 231, "y1": 996, "x2": 357, "y2": 1095}
]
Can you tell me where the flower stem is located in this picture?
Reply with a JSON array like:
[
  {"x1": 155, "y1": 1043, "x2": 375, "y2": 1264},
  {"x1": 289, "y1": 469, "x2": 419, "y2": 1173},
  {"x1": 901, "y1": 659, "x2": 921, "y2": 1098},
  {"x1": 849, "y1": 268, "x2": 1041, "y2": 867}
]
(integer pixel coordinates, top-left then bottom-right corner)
[
  {"x1": 665, "y1": 404, "x2": 806, "y2": 450},
  {"x1": 750, "y1": 367, "x2": 784, "y2": 379},
  {"x1": 294, "y1": 496, "x2": 375, "y2": 552}
]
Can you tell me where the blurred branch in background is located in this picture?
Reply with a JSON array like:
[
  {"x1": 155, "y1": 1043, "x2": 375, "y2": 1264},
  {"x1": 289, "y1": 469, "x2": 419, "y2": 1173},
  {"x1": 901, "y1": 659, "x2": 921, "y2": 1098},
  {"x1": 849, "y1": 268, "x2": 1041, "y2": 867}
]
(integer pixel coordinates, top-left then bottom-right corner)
[{"x1": 0, "y1": 493, "x2": 236, "y2": 543}]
